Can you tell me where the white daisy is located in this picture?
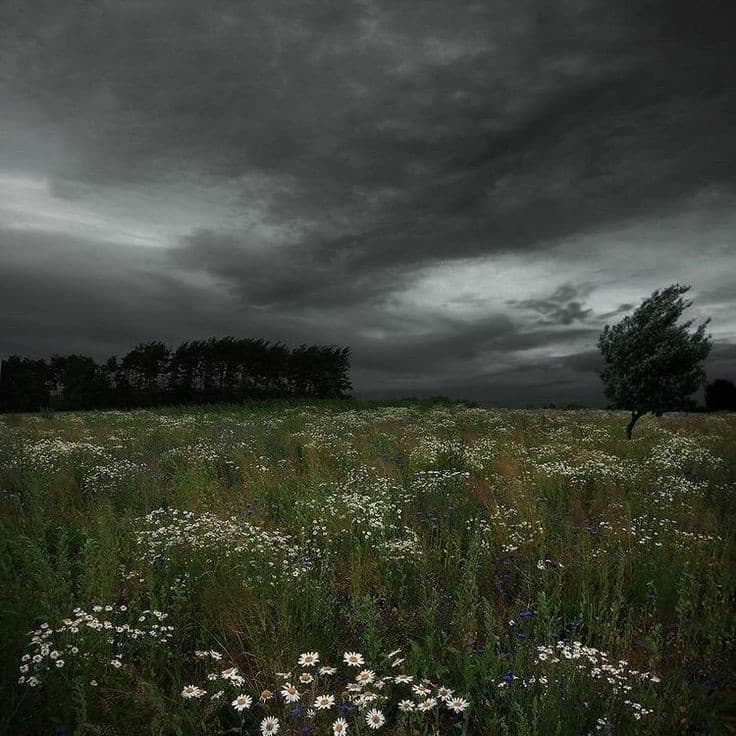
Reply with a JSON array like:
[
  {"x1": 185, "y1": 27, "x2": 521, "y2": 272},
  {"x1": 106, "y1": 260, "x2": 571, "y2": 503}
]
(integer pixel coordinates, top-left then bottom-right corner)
[
  {"x1": 320, "y1": 666, "x2": 337, "y2": 675},
  {"x1": 398, "y1": 699, "x2": 415, "y2": 711},
  {"x1": 446, "y1": 696, "x2": 470, "y2": 713},
  {"x1": 332, "y1": 717, "x2": 348, "y2": 734},
  {"x1": 356, "y1": 669, "x2": 375, "y2": 685},
  {"x1": 182, "y1": 684, "x2": 206, "y2": 699},
  {"x1": 299, "y1": 672, "x2": 314, "y2": 684},
  {"x1": 280, "y1": 683, "x2": 301, "y2": 703},
  {"x1": 314, "y1": 694, "x2": 335, "y2": 710},
  {"x1": 365, "y1": 709, "x2": 385, "y2": 730},
  {"x1": 298, "y1": 651, "x2": 320, "y2": 667},
  {"x1": 232, "y1": 694, "x2": 253, "y2": 712},
  {"x1": 343, "y1": 651, "x2": 364, "y2": 667},
  {"x1": 417, "y1": 697, "x2": 437, "y2": 711},
  {"x1": 260, "y1": 716, "x2": 280, "y2": 735}
]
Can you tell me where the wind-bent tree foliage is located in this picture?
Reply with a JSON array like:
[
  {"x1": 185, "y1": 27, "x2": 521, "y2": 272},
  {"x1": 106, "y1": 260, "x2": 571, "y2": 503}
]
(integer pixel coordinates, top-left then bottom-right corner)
[
  {"x1": 598, "y1": 284, "x2": 712, "y2": 438},
  {"x1": 705, "y1": 378, "x2": 736, "y2": 412},
  {"x1": 0, "y1": 337, "x2": 352, "y2": 411}
]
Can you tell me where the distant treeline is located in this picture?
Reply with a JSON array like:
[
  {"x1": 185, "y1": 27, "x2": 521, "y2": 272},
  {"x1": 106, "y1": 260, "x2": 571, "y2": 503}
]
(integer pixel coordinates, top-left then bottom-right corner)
[{"x1": 0, "y1": 338, "x2": 352, "y2": 412}]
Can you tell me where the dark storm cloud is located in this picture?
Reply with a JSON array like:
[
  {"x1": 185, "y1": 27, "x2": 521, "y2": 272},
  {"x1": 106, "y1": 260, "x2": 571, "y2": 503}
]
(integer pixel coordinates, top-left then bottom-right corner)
[
  {"x1": 352, "y1": 322, "x2": 600, "y2": 376},
  {"x1": 1, "y1": 0, "x2": 735, "y2": 402},
  {"x1": 706, "y1": 342, "x2": 736, "y2": 383},
  {"x1": 599, "y1": 304, "x2": 634, "y2": 321},
  {"x1": 509, "y1": 284, "x2": 593, "y2": 326},
  {"x1": 0, "y1": 227, "x2": 331, "y2": 359},
  {"x1": 0, "y1": 228, "x2": 204, "y2": 356},
  {"x1": 175, "y1": 228, "x2": 410, "y2": 309}
]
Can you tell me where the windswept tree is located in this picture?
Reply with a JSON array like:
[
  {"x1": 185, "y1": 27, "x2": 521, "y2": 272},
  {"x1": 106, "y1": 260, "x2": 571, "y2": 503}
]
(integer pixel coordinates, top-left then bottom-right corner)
[{"x1": 598, "y1": 284, "x2": 712, "y2": 438}]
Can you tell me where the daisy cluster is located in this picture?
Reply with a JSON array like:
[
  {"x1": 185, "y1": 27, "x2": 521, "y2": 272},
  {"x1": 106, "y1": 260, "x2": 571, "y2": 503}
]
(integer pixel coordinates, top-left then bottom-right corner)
[
  {"x1": 9, "y1": 438, "x2": 110, "y2": 474},
  {"x1": 523, "y1": 448, "x2": 635, "y2": 487},
  {"x1": 575, "y1": 425, "x2": 615, "y2": 445},
  {"x1": 18, "y1": 604, "x2": 173, "y2": 688},
  {"x1": 133, "y1": 508, "x2": 311, "y2": 585},
  {"x1": 462, "y1": 438, "x2": 502, "y2": 472},
  {"x1": 535, "y1": 641, "x2": 660, "y2": 720},
  {"x1": 598, "y1": 514, "x2": 722, "y2": 550},
  {"x1": 181, "y1": 648, "x2": 470, "y2": 733},
  {"x1": 296, "y1": 426, "x2": 358, "y2": 456},
  {"x1": 469, "y1": 505, "x2": 545, "y2": 555},
  {"x1": 644, "y1": 475, "x2": 709, "y2": 510},
  {"x1": 409, "y1": 469, "x2": 471, "y2": 495},
  {"x1": 297, "y1": 406, "x2": 411, "y2": 438},
  {"x1": 409, "y1": 436, "x2": 480, "y2": 471},
  {"x1": 645, "y1": 433, "x2": 722, "y2": 475},
  {"x1": 162, "y1": 440, "x2": 250, "y2": 469},
  {"x1": 80, "y1": 458, "x2": 144, "y2": 495},
  {"x1": 151, "y1": 413, "x2": 201, "y2": 429},
  {"x1": 298, "y1": 468, "x2": 421, "y2": 563},
  {"x1": 494, "y1": 671, "x2": 548, "y2": 689}
]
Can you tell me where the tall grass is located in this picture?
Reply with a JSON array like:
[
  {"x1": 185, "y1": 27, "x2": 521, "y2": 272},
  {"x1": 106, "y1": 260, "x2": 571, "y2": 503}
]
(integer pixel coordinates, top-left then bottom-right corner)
[{"x1": 1, "y1": 403, "x2": 734, "y2": 735}]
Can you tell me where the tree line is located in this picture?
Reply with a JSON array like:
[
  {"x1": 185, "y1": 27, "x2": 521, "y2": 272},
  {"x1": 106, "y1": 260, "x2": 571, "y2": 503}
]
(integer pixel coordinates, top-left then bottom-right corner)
[{"x1": 0, "y1": 338, "x2": 352, "y2": 412}]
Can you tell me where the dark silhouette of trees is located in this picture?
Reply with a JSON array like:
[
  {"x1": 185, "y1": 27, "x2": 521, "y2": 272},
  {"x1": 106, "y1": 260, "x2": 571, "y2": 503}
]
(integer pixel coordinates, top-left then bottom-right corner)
[
  {"x1": 705, "y1": 378, "x2": 736, "y2": 412},
  {"x1": 598, "y1": 284, "x2": 712, "y2": 439},
  {"x1": 0, "y1": 337, "x2": 352, "y2": 412},
  {"x1": 0, "y1": 356, "x2": 49, "y2": 412},
  {"x1": 47, "y1": 354, "x2": 108, "y2": 409},
  {"x1": 115, "y1": 341, "x2": 171, "y2": 405}
]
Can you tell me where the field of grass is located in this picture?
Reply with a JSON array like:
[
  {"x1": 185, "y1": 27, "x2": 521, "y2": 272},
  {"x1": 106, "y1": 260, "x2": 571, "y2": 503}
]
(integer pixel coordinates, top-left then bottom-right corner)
[{"x1": 1, "y1": 402, "x2": 734, "y2": 736}]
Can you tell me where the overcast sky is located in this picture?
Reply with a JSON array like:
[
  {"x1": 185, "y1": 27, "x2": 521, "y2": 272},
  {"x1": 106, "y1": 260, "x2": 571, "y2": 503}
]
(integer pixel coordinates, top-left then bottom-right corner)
[{"x1": 1, "y1": 0, "x2": 734, "y2": 405}]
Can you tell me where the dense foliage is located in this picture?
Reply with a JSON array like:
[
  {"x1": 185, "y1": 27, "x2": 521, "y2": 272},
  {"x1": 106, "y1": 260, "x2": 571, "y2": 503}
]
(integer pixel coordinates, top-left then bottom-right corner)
[
  {"x1": 0, "y1": 338, "x2": 352, "y2": 411},
  {"x1": 598, "y1": 284, "x2": 712, "y2": 438},
  {"x1": 1, "y1": 403, "x2": 734, "y2": 735}
]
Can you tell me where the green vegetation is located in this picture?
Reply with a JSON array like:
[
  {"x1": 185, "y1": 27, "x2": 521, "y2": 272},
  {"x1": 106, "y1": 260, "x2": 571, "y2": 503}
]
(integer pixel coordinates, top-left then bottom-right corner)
[
  {"x1": 1, "y1": 402, "x2": 734, "y2": 735},
  {"x1": 598, "y1": 284, "x2": 712, "y2": 439}
]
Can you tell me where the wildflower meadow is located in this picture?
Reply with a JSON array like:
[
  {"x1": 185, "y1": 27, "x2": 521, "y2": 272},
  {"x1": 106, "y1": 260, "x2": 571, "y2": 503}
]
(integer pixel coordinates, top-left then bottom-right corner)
[{"x1": 1, "y1": 402, "x2": 734, "y2": 735}]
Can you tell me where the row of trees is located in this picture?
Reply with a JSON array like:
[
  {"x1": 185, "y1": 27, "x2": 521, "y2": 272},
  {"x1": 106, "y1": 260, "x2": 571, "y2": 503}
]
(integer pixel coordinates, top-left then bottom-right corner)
[{"x1": 0, "y1": 338, "x2": 352, "y2": 412}]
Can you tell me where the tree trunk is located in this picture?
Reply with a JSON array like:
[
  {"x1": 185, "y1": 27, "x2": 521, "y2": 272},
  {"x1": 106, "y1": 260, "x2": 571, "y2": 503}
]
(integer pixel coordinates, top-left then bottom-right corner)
[{"x1": 626, "y1": 410, "x2": 644, "y2": 439}]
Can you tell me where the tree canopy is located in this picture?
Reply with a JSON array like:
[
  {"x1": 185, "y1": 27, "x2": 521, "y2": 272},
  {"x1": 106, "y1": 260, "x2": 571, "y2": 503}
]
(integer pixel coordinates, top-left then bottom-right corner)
[
  {"x1": 0, "y1": 337, "x2": 352, "y2": 412},
  {"x1": 597, "y1": 284, "x2": 712, "y2": 438}
]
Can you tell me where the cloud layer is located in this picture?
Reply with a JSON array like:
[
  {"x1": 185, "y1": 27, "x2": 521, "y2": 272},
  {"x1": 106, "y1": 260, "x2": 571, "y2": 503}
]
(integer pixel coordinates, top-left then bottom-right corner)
[{"x1": 1, "y1": 0, "x2": 734, "y2": 404}]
